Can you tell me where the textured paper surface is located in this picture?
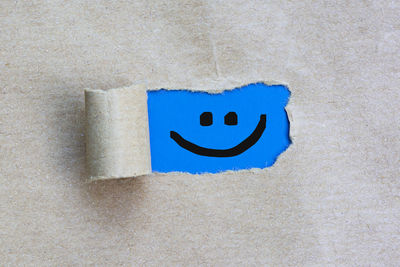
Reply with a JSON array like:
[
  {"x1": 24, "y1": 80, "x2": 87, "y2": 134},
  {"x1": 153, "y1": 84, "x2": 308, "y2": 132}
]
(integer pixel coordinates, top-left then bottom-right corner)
[
  {"x1": 85, "y1": 84, "x2": 151, "y2": 181},
  {"x1": 1, "y1": 1, "x2": 399, "y2": 265}
]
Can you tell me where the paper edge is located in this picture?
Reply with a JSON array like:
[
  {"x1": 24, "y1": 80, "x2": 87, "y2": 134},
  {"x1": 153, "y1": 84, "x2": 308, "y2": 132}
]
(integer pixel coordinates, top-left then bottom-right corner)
[{"x1": 84, "y1": 81, "x2": 294, "y2": 181}]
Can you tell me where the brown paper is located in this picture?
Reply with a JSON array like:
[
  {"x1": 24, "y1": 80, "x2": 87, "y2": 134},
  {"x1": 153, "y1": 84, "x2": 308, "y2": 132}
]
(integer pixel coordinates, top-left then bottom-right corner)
[
  {"x1": 85, "y1": 84, "x2": 151, "y2": 181},
  {"x1": 1, "y1": 0, "x2": 399, "y2": 265},
  {"x1": 85, "y1": 82, "x2": 294, "y2": 180}
]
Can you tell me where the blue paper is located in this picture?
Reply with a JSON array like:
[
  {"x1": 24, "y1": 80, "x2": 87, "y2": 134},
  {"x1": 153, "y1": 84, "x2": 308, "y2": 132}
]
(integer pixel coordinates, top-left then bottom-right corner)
[{"x1": 147, "y1": 83, "x2": 291, "y2": 173}]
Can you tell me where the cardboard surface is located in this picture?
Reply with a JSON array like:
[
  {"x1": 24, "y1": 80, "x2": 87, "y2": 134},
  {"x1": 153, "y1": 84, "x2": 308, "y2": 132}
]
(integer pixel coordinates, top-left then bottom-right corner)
[{"x1": 1, "y1": 0, "x2": 399, "y2": 265}]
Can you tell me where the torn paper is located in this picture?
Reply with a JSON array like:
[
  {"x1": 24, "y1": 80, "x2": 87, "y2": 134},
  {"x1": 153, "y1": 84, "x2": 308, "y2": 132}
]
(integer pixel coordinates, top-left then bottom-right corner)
[
  {"x1": 85, "y1": 84, "x2": 152, "y2": 181},
  {"x1": 85, "y1": 82, "x2": 290, "y2": 180}
]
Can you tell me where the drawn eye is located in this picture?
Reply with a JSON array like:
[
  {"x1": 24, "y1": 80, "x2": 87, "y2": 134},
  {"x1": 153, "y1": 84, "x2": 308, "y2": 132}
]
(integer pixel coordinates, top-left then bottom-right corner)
[
  {"x1": 200, "y1": 112, "x2": 213, "y2": 126},
  {"x1": 224, "y1": 112, "x2": 237, "y2": 125}
]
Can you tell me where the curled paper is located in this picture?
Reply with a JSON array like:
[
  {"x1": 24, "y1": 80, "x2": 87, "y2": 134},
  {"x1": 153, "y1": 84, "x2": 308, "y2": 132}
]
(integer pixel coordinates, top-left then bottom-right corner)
[
  {"x1": 85, "y1": 82, "x2": 291, "y2": 180},
  {"x1": 85, "y1": 84, "x2": 151, "y2": 181}
]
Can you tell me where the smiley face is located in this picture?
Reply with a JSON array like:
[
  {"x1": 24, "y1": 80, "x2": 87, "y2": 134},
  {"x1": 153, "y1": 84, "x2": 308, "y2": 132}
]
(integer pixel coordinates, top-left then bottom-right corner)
[
  {"x1": 170, "y1": 112, "x2": 266, "y2": 157},
  {"x1": 147, "y1": 83, "x2": 291, "y2": 173}
]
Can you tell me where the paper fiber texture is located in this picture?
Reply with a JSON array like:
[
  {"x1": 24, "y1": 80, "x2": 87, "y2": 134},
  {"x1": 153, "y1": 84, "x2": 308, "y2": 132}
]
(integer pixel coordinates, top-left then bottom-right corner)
[
  {"x1": 1, "y1": 1, "x2": 399, "y2": 266},
  {"x1": 85, "y1": 84, "x2": 151, "y2": 180}
]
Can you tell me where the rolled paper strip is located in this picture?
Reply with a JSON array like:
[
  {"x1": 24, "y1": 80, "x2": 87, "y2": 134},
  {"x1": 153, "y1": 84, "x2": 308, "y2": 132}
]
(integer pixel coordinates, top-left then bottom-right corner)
[{"x1": 85, "y1": 84, "x2": 151, "y2": 181}]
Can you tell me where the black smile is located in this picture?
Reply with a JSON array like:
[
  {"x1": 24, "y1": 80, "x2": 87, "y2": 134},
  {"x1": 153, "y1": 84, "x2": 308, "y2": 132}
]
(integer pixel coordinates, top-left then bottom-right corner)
[{"x1": 170, "y1": 114, "x2": 266, "y2": 157}]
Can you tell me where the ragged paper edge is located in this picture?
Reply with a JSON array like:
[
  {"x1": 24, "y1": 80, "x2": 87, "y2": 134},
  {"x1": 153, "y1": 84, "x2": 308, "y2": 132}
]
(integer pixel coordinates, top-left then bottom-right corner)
[
  {"x1": 149, "y1": 80, "x2": 297, "y2": 155},
  {"x1": 85, "y1": 81, "x2": 294, "y2": 181}
]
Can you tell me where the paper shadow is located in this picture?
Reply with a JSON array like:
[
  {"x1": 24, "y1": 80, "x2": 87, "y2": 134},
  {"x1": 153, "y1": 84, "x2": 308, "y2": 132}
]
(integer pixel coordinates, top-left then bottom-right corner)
[{"x1": 46, "y1": 82, "x2": 147, "y2": 222}]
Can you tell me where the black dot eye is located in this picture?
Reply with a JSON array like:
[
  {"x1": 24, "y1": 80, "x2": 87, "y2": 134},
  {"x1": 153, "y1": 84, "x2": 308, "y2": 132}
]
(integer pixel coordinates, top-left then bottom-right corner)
[
  {"x1": 224, "y1": 112, "x2": 237, "y2": 125},
  {"x1": 200, "y1": 112, "x2": 213, "y2": 126}
]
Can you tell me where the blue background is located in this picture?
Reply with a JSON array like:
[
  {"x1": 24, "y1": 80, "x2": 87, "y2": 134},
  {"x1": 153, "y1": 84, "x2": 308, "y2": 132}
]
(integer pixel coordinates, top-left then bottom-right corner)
[{"x1": 147, "y1": 83, "x2": 291, "y2": 173}]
